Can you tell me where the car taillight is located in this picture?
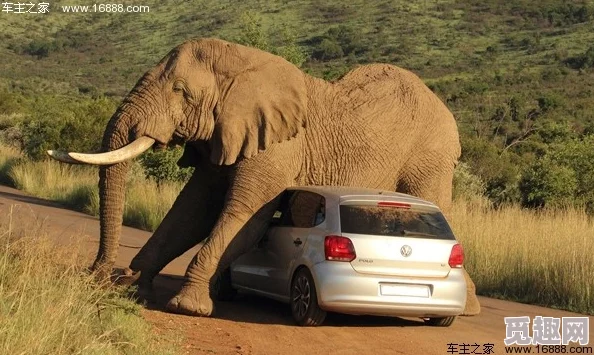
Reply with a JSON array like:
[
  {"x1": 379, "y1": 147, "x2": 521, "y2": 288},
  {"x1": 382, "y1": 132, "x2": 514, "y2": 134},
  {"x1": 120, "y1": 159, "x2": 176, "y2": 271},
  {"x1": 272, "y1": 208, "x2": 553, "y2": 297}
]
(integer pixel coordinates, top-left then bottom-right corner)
[
  {"x1": 448, "y1": 244, "x2": 464, "y2": 268},
  {"x1": 324, "y1": 235, "x2": 356, "y2": 262}
]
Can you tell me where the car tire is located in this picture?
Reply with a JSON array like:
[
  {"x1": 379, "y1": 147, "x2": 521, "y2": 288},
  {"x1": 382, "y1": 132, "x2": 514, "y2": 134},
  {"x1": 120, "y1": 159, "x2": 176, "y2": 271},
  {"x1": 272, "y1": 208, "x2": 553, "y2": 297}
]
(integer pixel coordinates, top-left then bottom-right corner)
[
  {"x1": 290, "y1": 268, "x2": 326, "y2": 326},
  {"x1": 214, "y1": 268, "x2": 237, "y2": 302},
  {"x1": 424, "y1": 316, "x2": 456, "y2": 327}
]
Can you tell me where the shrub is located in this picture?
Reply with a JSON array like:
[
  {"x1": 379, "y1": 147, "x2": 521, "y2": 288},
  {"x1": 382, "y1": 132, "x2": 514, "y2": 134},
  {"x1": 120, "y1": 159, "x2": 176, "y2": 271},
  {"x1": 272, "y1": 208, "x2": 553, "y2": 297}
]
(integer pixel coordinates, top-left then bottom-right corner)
[
  {"x1": 20, "y1": 96, "x2": 115, "y2": 160},
  {"x1": 236, "y1": 10, "x2": 269, "y2": 51},
  {"x1": 313, "y1": 39, "x2": 343, "y2": 60},
  {"x1": 235, "y1": 11, "x2": 307, "y2": 67},
  {"x1": 566, "y1": 46, "x2": 594, "y2": 69},
  {"x1": 140, "y1": 147, "x2": 193, "y2": 184},
  {"x1": 453, "y1": 162, "x2": 488, "y2": 203},
  {"x1": 520, "y1": 159, "x2": 577, "y2": 208}
]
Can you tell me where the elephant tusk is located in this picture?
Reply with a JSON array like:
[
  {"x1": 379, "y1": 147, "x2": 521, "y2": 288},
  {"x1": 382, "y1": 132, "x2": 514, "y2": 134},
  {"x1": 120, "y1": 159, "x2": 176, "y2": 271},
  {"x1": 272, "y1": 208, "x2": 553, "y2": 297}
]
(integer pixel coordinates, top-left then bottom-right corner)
[{"x1": 46, "y1": 136, "x2": 156, "y2": 165}]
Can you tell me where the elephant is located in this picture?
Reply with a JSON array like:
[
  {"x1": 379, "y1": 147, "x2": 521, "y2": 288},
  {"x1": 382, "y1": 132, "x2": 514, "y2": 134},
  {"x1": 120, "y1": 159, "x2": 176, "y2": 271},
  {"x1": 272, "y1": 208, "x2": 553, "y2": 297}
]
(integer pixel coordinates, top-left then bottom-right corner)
[{"x1": 48, "y1": 38, "x2": 481, "y2": 317}]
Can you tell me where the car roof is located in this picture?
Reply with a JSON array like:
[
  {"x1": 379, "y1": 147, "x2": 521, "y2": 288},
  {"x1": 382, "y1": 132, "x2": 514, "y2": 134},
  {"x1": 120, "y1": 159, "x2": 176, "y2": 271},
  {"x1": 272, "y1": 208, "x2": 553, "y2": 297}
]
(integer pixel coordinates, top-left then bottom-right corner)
[{"x1": 285, "y1": 186, "x2": 439, "y2": 208}]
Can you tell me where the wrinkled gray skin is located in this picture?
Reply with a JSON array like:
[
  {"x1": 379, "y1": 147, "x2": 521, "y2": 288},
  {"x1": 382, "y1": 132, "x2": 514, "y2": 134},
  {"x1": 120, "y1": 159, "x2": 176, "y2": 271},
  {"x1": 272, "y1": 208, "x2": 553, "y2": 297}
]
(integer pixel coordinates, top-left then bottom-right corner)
[{"x1": 84, "y1": 38, "x2": 479, "y2": 317}]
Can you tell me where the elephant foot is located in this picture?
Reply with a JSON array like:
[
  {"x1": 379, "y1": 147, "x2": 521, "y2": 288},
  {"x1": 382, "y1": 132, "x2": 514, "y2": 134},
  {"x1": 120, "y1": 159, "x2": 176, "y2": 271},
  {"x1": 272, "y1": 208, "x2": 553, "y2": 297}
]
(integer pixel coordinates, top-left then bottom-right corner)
[
  {"x1": 113, "y1": 268, "x2": 141, "y2": 286},
  {"x1": 461, "y1": 269, "x2": 480, "y2": 316},
  {"x1": 462, "y1": 293, "x2": 481, "y2": 316},
  {"x1": 112, "y1": 268, "x2": 155, "y2": 303},
  {"x1": 91, "y1": 260, "x2": 115, "y2": 282},
  {"x1": 166, "y1": 284, "x2": 213, "y2": 317}
]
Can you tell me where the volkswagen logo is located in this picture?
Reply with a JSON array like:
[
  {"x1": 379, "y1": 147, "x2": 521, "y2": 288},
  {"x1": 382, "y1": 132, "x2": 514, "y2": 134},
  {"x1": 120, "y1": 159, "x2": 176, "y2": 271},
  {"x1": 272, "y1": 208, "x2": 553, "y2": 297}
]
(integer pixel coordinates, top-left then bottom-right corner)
[{"x1": 400, "y1": 245, "x2": 412, "y2": 257}]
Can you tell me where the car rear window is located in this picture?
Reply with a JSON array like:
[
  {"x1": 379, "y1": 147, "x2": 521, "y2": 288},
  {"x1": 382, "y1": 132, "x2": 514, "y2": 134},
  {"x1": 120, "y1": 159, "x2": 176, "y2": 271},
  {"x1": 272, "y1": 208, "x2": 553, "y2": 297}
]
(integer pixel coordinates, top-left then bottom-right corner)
[{"x1": 339, "y1": 205, "x2": 455, "y2": 240}]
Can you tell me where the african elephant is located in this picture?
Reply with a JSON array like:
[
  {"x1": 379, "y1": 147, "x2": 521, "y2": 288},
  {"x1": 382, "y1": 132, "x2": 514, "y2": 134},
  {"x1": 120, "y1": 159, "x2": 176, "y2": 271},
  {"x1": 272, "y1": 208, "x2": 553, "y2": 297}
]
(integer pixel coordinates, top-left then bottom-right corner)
[{"x1": 48, "y1": 38, "x2": 480, "y2": 317}]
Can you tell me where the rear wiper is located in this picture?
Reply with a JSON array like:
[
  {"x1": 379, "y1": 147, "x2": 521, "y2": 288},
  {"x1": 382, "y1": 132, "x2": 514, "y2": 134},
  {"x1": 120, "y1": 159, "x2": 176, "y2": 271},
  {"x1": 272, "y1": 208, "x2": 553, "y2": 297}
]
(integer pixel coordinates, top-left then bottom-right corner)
[{"x1": 401, "y1": 230, "x2": 438, "y2": 238}]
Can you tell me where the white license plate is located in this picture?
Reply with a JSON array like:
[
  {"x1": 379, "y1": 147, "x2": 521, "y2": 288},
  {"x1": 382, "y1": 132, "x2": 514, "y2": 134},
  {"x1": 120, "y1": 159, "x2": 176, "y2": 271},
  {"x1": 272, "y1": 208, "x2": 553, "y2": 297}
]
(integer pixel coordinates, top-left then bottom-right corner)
[{"x1": 380, "y1": 283, "x2": 430, "y2": 297}]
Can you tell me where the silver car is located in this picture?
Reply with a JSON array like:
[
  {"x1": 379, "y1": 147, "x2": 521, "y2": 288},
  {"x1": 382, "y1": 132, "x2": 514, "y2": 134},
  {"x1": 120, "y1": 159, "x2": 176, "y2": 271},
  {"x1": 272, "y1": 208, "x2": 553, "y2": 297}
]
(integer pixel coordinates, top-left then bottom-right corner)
[{"x1": 216, "y1": 186, "x2": 467, "y2": 326}]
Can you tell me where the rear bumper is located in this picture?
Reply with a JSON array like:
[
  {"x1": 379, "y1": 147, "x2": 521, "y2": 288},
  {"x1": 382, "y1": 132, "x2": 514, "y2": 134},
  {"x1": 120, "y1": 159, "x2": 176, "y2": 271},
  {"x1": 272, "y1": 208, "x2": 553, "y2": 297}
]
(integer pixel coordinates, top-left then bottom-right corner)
[{"x1": 311, "y1": 261, "x2": 467, "y2": 318}]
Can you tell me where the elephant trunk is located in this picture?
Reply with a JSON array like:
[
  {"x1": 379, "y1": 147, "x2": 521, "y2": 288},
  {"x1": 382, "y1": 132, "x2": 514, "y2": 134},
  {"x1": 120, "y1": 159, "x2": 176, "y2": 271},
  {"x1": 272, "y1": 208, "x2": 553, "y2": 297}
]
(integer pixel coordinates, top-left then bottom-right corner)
[{"x1": 92, "y1": 111, "x2": 138, "y2": 277}]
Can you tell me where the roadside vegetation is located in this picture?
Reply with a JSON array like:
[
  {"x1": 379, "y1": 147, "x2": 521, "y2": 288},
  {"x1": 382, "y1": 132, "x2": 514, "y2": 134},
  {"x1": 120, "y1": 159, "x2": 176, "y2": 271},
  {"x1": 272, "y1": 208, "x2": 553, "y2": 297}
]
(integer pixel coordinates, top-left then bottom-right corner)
[
  {"x1": 0, "y1": 211, "x2": 179, "y2": 354},
  {"x1": 0, "y1": 0, "x2": 592, "y2": 316},
  {"x1": 1, "y1": 144, "x2": 592, "y2": 315},
  {"x1": 451, "y1": 199, "x2": 593, "y2": 315},
  {"x1": 0, "y1": 144, "x2": 183, "y2": 232}
]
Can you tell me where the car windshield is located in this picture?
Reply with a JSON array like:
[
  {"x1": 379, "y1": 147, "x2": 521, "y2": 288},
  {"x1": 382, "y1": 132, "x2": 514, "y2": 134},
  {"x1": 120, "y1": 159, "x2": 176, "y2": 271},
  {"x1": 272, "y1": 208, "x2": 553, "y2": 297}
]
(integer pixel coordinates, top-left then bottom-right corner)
[{"x1": 339, "y1": 205, "x2": 455, "y2": 240}]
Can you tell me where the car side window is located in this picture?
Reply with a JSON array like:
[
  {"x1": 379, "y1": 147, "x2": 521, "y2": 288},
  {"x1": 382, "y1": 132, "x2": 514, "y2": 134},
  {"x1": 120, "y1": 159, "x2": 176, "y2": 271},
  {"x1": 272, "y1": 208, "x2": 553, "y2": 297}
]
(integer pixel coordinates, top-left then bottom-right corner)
[
  {"x1": 270, "y1": 190, "x2": 295, "y2": 227},
  {"x1": 285, "y1": 191, "x2": 325, "y2": 228}
]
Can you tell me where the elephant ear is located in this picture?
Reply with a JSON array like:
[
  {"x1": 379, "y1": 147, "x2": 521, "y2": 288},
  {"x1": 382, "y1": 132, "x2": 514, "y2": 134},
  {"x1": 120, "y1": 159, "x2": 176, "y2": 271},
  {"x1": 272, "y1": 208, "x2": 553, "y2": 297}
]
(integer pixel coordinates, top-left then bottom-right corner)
[{"x1": 208, "y1": 48, "x2": 307, "y2": 165}]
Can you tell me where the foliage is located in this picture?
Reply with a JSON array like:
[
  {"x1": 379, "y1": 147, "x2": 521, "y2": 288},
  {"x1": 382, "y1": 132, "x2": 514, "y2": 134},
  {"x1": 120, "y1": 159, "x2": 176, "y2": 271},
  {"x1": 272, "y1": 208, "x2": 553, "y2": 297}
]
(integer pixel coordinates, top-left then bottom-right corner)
[
  {"x1": 12, "y1": 96, "x2": 116, "y2": 160},
  {"x1": 519, "y1": 135, "x2": 594, "y2": 210},
  {"x1": 1, "y1": 0, "x2": 594, "y2": 213},
  {"x1": 311, "y1": 24, "x2": 364, "y2": 60},
  {"x1": 452, "y1": 162, "x2": 488, "y2": 204},
  {"x1": 140, "y1": 147, "x2": 194, "y2": 184},
  {"x1": 236, "y1": 10, "x2": 307, "y2": 67},
  {"x1": 313, "y1": 39, "x2": 344, "y2": 60},
  {"x1": 519, "y1": 159, "x2": 577, "y2": 208},
  {"x1": 566, "y1": 46, "x2": 594, "y2": 69},
  {"x1": 237, "y1": 10, "x2": 269, "y2": 51}
]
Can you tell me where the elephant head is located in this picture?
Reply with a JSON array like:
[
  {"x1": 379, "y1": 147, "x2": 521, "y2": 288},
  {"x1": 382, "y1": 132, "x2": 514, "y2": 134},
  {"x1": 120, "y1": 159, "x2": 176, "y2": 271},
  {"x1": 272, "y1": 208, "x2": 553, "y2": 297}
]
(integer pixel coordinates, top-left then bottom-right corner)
[{"x1": 47, "y1": 38, "x2": 308, "y2": 276}]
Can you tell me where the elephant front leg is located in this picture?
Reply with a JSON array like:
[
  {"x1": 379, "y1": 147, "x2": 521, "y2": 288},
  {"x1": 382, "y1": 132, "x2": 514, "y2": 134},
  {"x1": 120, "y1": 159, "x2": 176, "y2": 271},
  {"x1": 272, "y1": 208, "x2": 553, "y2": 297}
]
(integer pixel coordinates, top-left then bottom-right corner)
[
  {"x1": 165, "y1": 170, "x2": 289, "y2": 316},
  {"x1": 117, "y1": 168, "x2": 228, "y2": 299}
]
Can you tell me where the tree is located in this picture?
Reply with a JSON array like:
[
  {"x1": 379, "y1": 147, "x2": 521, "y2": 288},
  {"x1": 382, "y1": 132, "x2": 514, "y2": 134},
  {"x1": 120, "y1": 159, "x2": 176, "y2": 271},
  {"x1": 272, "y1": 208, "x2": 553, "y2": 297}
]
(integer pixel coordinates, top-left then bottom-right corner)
[
  {"x1": 236, "y1": 11, "x2": 307, "y2": 67},
  {"x1": 236, "y1": 11, "x2": 269, "y2": 51},
  {"x1": 520, "y1": 159, "x2": 577, "y2": 208}
]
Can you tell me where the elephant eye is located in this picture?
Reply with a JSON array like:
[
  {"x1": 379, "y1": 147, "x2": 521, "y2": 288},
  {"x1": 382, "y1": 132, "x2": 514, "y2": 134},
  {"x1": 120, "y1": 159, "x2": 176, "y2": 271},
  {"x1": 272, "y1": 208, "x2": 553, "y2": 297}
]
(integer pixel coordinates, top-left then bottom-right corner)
[{"x1": 172, "y1": 81, "x2": 185, "y2": 93}]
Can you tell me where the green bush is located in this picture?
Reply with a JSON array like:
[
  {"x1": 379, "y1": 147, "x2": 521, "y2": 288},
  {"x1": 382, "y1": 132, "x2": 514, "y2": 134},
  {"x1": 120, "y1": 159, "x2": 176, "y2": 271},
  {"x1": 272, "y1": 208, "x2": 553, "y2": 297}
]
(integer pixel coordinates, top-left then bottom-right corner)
[
  {"x1": 140, "y1": 147, "x2": 193, "y2": 184},
  {"x1": 566, "y1": 46, "x2": 594, "y2": 69},
  {"x1": 461, "y1": 137, "x2": 522, "y2": 206},
  {"x1": 453, "y1": 162, "x2": 487, "y2": 202},
  {"x1": 313, "y1": 39, "x2": 344, "y2": 60},
  {"x1": 519, "y1": 135, "x2": 594, "y2": 210},
  {"x1": 20, "y1": 96, "x2": 115, "y2": 160},
  {"x1": 520, "y1": 159, "x2": 577, "y2": 208},
  {"x1": 236, "y1": 11, "x2": 307, "y2": 67}
]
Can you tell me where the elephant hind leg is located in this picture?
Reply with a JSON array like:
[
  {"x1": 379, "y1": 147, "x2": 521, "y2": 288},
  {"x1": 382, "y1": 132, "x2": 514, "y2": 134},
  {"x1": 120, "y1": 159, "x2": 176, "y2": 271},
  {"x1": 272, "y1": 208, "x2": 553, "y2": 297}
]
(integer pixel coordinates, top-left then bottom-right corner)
[
  {"x1": 396, "y1": 158, "x2": 480, "y2": 316},
  {"x1": 395, "y1": 158, "x2": 454, "y2": 214},
  {"x1": 462, "y1": 268, "x2": 481, "y2": 316}
]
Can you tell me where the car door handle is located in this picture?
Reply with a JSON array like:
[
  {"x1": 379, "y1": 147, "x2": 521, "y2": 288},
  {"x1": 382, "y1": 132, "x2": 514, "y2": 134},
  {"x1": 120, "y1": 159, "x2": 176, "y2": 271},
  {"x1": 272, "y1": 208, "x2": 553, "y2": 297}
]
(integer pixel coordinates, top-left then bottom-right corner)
[{"x1": 293, "y1": 238, "x2": 303, "y2": 246}]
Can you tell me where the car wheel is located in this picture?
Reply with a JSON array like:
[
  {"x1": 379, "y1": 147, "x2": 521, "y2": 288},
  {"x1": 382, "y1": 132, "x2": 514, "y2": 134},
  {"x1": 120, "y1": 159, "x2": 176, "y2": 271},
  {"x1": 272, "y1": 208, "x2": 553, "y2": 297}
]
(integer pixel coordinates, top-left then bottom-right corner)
[
  {"x1": 290, "y1": 268, "x2": 326, "y2": 326},
  {"x1": 214, "y1": 268, "x2": 237, "y2": 302},
  {"x1": 424, "y1": 316, "x2": 456, "y2": 327}
]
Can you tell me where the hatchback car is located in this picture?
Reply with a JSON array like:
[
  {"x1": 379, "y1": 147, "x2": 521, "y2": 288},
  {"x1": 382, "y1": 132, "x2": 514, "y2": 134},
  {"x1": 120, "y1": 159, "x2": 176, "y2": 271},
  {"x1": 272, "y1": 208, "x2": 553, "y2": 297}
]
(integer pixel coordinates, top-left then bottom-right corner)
[{"x1": 216, "y1": 186, "x2": 467, "y2": 326}]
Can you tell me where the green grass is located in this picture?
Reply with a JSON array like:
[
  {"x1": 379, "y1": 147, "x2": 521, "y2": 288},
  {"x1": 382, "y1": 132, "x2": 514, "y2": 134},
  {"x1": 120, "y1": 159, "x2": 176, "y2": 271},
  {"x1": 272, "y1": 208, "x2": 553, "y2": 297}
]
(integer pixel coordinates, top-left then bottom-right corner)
[{"x1": 0, "y1": 211, "x2": 180, "y2": 354}]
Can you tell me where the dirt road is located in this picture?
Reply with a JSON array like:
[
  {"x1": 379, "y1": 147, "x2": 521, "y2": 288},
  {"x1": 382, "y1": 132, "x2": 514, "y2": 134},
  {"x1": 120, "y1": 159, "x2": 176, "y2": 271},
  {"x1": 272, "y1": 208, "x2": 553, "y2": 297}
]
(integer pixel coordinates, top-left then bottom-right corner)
[{"x1": 0, "y1": 185, "x2": 591, "y2": 355}]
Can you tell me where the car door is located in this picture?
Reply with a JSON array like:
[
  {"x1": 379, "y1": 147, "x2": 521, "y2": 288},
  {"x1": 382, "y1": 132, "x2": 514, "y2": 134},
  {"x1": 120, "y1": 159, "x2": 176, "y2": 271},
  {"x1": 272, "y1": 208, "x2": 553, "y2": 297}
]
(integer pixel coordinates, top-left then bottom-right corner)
[
  {"x1": 265, "y1": 190, "x2": 326, "y2": 297},
  {"x1": 230, "y1": 190, "x2": 296, "y2": 295},
  {"x1": 231, "y1": 190, "x2": 326, "y2": 299}
]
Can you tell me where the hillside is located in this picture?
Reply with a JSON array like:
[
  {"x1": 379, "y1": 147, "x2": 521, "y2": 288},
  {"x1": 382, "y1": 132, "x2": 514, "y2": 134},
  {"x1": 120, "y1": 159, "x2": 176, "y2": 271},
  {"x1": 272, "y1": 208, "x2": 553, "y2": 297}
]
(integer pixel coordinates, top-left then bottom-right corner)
[{"x1": 1, "y1": 0, "x2": 594, "y2": 208}]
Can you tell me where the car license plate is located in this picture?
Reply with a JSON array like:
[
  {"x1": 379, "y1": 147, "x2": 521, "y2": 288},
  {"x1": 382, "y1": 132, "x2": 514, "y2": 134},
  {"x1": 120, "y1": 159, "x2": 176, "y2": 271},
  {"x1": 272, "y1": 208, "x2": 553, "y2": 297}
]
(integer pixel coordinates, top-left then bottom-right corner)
[{"x1": 380, "y1": 283, "x2": 430, "y2": 297}]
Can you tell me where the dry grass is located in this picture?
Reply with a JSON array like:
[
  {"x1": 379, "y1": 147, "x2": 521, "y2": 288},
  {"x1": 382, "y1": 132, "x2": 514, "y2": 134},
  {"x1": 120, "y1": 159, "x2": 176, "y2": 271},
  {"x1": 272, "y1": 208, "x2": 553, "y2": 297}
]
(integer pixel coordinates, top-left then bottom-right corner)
[
  {"x1": 0, "y1": 145, "x2": 183, "y2": 232},
  {"x1": 0, "y1": 209, "x2": 179, "y2": 355},
  {"x1": 124, "y1": 178, "x2": 184, "y2": 231},
  {"x1": 8, "y1": 160, "x2": 100, "y2": 215},
  {"x1": 1, "y1": 144, "x2": 592, "y2": 314},
  {"x1": 451, "y1": 199, "x2": 593, "y2": 314}
]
